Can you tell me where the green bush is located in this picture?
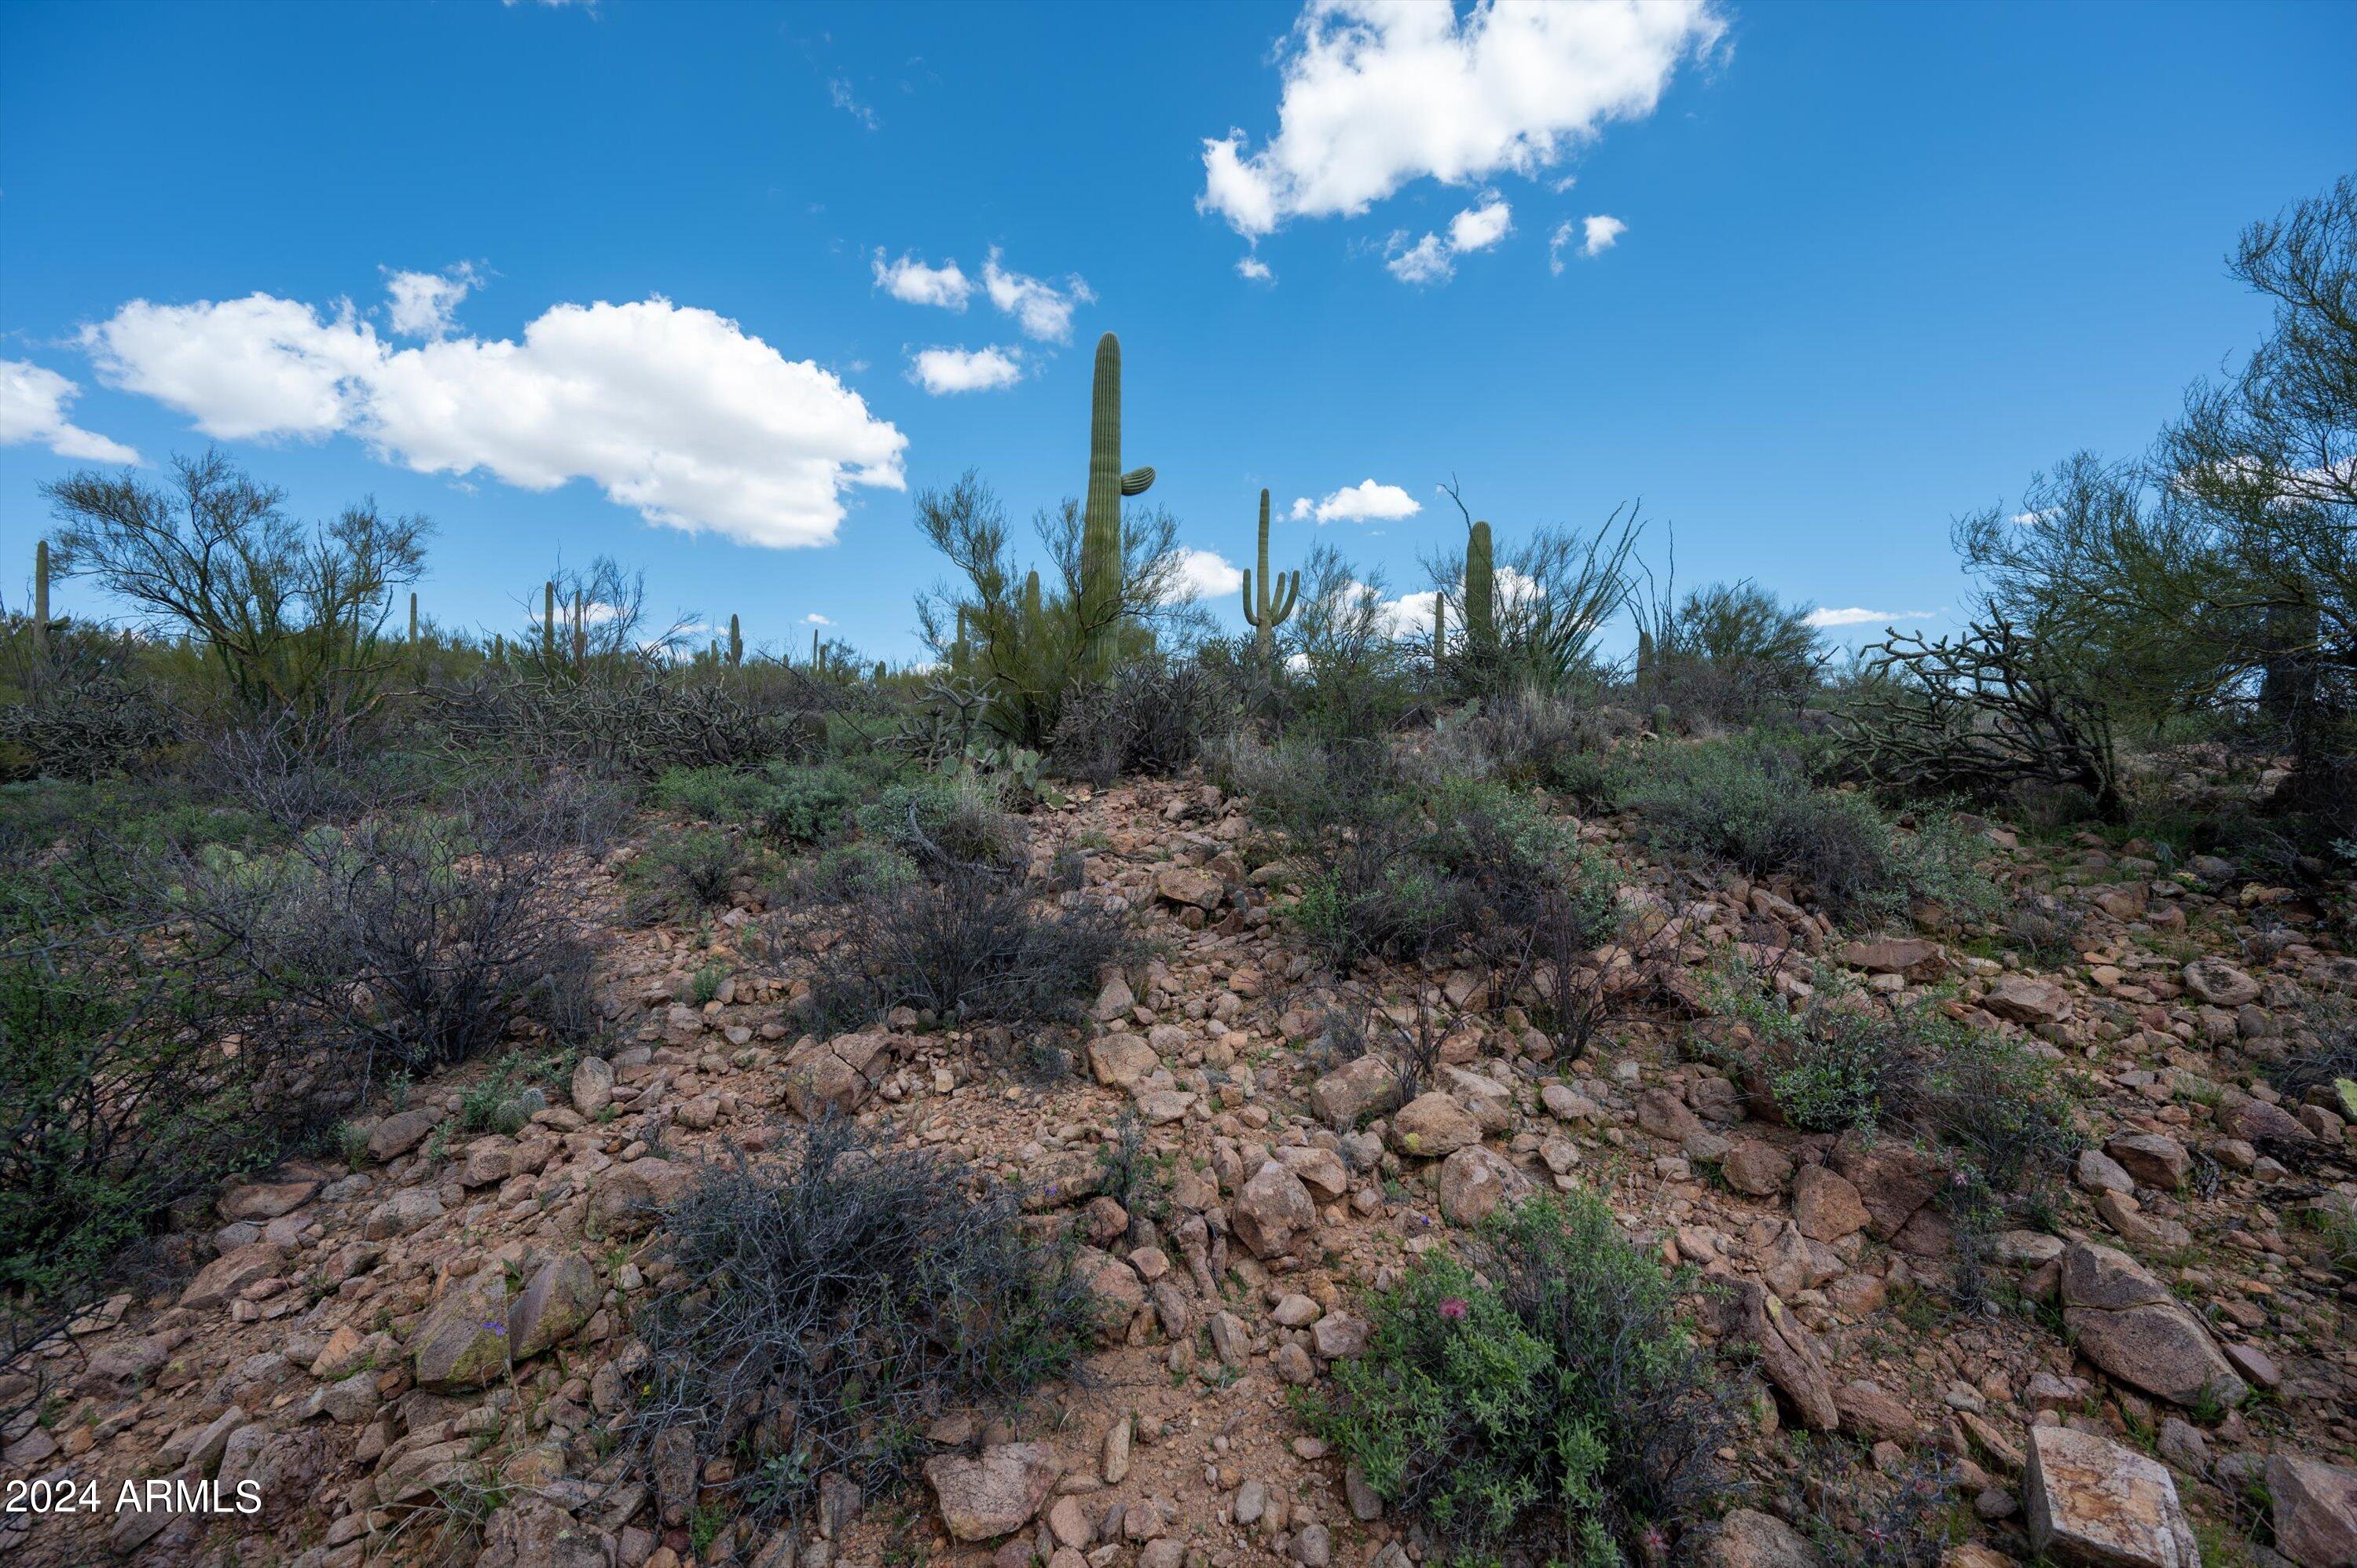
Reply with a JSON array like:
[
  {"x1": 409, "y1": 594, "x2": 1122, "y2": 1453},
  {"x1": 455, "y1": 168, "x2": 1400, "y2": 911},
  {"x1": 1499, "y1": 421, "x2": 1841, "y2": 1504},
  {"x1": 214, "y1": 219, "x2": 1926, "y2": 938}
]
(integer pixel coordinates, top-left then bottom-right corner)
[
  {"x1": 1312, "y1": 1190, "x2": 1730, "y2": 1565},
  {"x1": 755, "y1": 762, "x2": 864, "y2": 844},
  {"x1": 629, "y1": 826, "x2": 747, "y2": 918},
  {"x1": 791, "y1": 841, "x2": 919, "y2": 903},
  {"x1": 853, "y1": 772, "x2": 1024, "y2": 873},
  {"x1": 1628, "y1": 737, "x2": 1902, "y2": 921},
  {"x1": 647, "y1": 765, "x2": 773, "y2": 823}
]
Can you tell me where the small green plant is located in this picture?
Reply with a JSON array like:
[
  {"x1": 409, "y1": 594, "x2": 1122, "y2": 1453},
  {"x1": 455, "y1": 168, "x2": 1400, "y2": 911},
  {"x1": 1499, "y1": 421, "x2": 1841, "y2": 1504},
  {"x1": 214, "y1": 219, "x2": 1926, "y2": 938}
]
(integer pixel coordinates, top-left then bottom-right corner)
[
  {"x1": 687, "y1": 962, "x2": 728, "y2": 1007},
  {"x1": 1309, "y1": 1189, "x2": 1732, "y2": 1564}
]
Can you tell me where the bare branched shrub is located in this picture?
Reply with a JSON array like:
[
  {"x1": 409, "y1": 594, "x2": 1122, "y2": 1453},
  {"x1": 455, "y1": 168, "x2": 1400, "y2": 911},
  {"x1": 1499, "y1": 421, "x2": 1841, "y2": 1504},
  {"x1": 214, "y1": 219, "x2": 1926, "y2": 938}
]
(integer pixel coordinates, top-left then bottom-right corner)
[
  {"x1": 1049, "y1": 656, "x2": 1232, "y2": 785},
  {"x1": 811, "y1": 866, "x2": 1134, "y2": 1030},
  {"x1": 0, "y1": 666, "x2": 179, "y2": 781},
  {"x1": 432, "y1": 661, "x2": 818, "y2": 777},
  {"x1": 1837, "y1": 616, "x2": 2121, "y2": 816},
  {"x1": 629, "y1": 1124, "x2": 1094, "y2": 1533}
]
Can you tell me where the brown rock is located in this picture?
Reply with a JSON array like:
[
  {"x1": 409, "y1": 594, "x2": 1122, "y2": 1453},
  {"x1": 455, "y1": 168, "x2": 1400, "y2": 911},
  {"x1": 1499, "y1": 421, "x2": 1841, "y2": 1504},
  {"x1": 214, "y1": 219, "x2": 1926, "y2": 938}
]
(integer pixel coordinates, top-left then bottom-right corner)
[
  {"x1": 178, "y1": 1243, "x2": 286, "y2": 1310},
  {"x1": 1390, "y1": 1090, "x2": 1481, "y2": 1159},
  {"x1": 1312, "y1": 1055, "x2": 1402, "y2": 1127},
  {"x1": 2024, "y1": 1423, "x2": 2198, "y2": 1568},
  {"x1": 1791, "y1": 1164, "x2": 1871, "y2": 1243},
  {"x1": 1636, "y1": 1087, "x2": 1706, "y2": 1143},
  {"x1": 1088, "y1": 1032, "x2": 1157, "y2": 1088},
  {"x1": 1984, "y1": 976, "x2": 2074, "y2": 1027},
  {"x1": 1436, "y1": 1145, "x2": 1533, "y2": 1225},
  {"x1": 1703, "y1": 1508, "x2": 1824, "y2": 1568},
  {"x1": 2179, "y1": 958, "x2": 2260, "y2": 1009},
  {"x1": 508, "y1": 1254, "x2": 599, "y2": 1360},
  {"x1": 1233, "y1": 1162, "x2": 1318, "y2": 1258},
  {"x1": 1834, "y1": 1380, "x2": 1917, "y2": 1443},
  {"x1": 2060, "y1": 1242, "x2": 2245, "y2": 1410},
  {"x1": 367, "y1": 1106, "x2": 443, "y2": 1161},
  {"x1": 2266, "y1": 1455, "x2": 2357, "y2": 1568},
  {"x1": 589, "y1": 1156, "x2": 694, "y2": 1236},
  {"x1": 925, "y1": 1443, "x2": 1061, "y2": 1541},
  {"x1": 1722, "y1": 1141, "x2": 1794, "y2": 1197},
  {"x1": 1839, "y1": 938, "x2": 1947, "y2": 982}
]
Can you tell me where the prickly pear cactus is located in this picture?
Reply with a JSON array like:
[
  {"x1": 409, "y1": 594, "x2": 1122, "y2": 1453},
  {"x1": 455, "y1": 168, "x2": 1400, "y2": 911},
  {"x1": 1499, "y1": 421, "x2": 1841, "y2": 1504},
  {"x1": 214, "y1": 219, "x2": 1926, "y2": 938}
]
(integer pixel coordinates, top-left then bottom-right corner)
[{"x1": 1239, "y1": 489, "x2": 1299, "y2": 654}]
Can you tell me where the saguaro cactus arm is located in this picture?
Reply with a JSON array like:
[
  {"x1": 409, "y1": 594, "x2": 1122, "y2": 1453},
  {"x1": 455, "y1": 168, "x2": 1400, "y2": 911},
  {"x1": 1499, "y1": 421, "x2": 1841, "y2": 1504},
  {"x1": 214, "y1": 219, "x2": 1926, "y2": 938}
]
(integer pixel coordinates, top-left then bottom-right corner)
[{"x1": 1239, "y1": 489, "x2": 1299, "y2": 649}]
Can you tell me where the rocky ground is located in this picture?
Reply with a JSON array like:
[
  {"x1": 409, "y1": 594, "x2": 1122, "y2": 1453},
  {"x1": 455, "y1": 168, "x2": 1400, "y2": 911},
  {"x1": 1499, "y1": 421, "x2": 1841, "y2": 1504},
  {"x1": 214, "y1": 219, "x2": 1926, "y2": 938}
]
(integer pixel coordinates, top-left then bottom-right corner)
[{"x1": 3, "y1": 775, "x2": 2355, "y2": 1568}]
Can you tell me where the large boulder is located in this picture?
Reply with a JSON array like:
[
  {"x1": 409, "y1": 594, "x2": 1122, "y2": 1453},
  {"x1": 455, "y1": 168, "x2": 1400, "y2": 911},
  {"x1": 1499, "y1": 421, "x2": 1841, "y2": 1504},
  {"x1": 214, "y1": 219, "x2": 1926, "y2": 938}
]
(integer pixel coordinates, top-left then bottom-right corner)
[
  {"x1": 178, "y1": 1242, "x2": 286, "y2": 1310},
  {"x1": 570, "y1": 1055, "x2": 614, "y2": 1118},
  {"x1": 783, "y1": 1031, "x2": 894, "y2": 1119},
  {"x1": 1722, "y1": 1280, "x2": 1836, "y2": 1431},
  {"x1": 1436, "y1": 1145, "x2": 1533, "y2": 1226},
  {"x1": 925, "y1": 1443, "x2": 1061, "y2": 1541},
  {"x1": 508, "y1": 1254, "x2": 599, "y2": 1360},
  {"x1": 1983, "y1": 976, "x2": 2074, "y2": 1027},
  {"x1": 2060, "y1": 1242, "x2": 2245, "y2": 1409},
  {"x1": 590, "y1": 1156, "x2": 694, "y2": 1236},
  {"x1": 2102, "y1": 1134, "x2": 2190, "y2": 1191},
  {"x1": 1088, "y1": 1032, "x2": 1157, "y2": 1089},
  {"x1": 2267, "y1": 1455, "x2": 2357, "y2": 1568},
  {"x1": 1791, "y1": 1164, "x2": 1870, "y2": 1243},
  {"x1": 412, "y1": 1268, "x2": 513, "y2": 1387},
  {"x1": 478, "y1": 1497, "x2": 616, "y2": 1568},
  {"x1": 367, "y1": 1106, "x2": 444, "y2": 1161},
  {"x1": 2180, "y1": 958, "x2": 2260, "y2": 1009},
  {"x1": 1389, "y1": 1091, "x2": 1481, "y2": 1159},
  {"x1": 1311, "y1": 1056, "x2": 1401, "y2": 1127},
  {"x1": 1703, "y1": 1508, "x2": 1824, "y2": 1568},
  {"x1": 1233, "y1": 1162, "x2": 1318, "y2": 1258},
  {"x1": 1838, "y1": 938, "x2": 1947, "y2": 983},
  {"x1": 2024, "y1": 1424, "x2": 2198, "y2": 1568}
]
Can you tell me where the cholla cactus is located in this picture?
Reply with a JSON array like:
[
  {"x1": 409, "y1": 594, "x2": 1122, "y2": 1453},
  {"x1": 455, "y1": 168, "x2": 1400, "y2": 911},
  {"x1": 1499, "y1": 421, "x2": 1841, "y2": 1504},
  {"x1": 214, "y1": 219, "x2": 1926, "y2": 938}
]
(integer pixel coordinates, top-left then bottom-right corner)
[
  {"x1": 1080, "y1": 332, "x2": 1154, "y2": 673},
  {"x1": 1240, "y1": 489, "x2": 1299, "y2": 655}
]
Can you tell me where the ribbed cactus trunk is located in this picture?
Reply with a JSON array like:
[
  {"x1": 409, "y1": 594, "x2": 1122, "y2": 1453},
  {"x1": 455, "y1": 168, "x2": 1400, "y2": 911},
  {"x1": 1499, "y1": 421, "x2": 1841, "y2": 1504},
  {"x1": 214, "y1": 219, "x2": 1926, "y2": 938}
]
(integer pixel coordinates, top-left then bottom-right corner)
[
  {"x1": 1080, "y1": 332, "x2": 1153, "y2": 677},
  {"x1": 543, "y1": 581, "x2": 556, "y2": 664},
  {"x1": 811, "y1": 626, "x2": 822, "y2": 671},
  {"x1": 1465, "y1": 520, "x2": 1497, "y2": 647},
  {"x1": 1433, "y1": 592, "x2": 1447, "y2": 667},
  {"x1": 32, "y1": 540, "x2": 49, "y2": 658},
  {"x1": 1239, "y1": 489, "x2": 1298, "y2": 656},
  {"x1": 571, "y1": 590, "x2": 588, "y2": 666},
  {"x1": 728, "y1": 614, "x2": 742, "y2": 667}
]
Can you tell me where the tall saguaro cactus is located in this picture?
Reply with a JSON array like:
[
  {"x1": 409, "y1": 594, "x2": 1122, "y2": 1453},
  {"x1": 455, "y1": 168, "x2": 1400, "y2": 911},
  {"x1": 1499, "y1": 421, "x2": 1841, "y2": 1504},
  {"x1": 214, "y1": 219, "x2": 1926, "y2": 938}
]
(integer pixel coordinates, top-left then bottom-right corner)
[
  {"x1": 728, "y1": 614, "x2": 743, "y2": 667},
  {"x1": 32, "y1": 540, "x2": 51, "y2": 658},
  {"x1": 1080, "y1": 332, "x2": 1154, "y2": 674},
  {"x1": 1239, "y1": 489, "x2": 1298, "y2": 654},
  {"x1": 1433, "y1": 592, "x2": 1447, "y2": 666},
  {"x1": 1464, "y1": 519, "x2": 1497, "y2": 647},
  {"x1": 543, "y1": 581, "x2": 557, "y2": 664}
]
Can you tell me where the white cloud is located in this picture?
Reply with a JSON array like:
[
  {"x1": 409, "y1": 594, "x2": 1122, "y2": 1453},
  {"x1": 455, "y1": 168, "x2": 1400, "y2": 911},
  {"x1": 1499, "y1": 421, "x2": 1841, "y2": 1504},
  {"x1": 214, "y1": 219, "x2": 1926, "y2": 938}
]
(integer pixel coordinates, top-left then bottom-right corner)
[
  {"x1": 981, "y1": 248, "x2": 1094, "y2": 343},
  {"x1": 0, "y1": 358, "x2": 141, "y2": 463},
  {"x1": 1548, "y1": 220, "x2": 1574, "y2": 273},
  {"x1": 828, "y1": 78, "x2": 878, "y2": 130},
  {"x1": 872, "y1": 251, "x2": 973, "y2": 310},
  {"x1": 803, "y1": 612, "x2": 832, "y2": 625},
  {"x1": 1172, "y1": 547, "x2": 1245, "y2": 602},
  {"x1": 1288, "y1": 478, "x2": 1421, "y2": 524},
  {"x1": 1198, "y1": 0, "x2": 1721, "y2": 237},
  {"x1": 1384, "y1": 231, "x2": 1454, "y2": 285},
  {"x1": 1386, "y1": 194, "x2": 1513, "y2": 285},
  {"x1": 908, "y1": 345, "x2": 1025, "y2": 395},
  {"x1": 1806, "y1": 606, "x2": 1934, "y2": 628},
  {"x1": 1580, "y1": 214, "x2": 1628, "y2": 256},
  {"x1": 383, "y1": 264, "x2": 477, "y2": 339},
  {"x1": 1449, "y1": 195, "x2": 1513, "y2": 252},
  {"x1": 81, "y1": 283, "x2": 906, "y2": 549},
  {"x1": 1236, "y1": 255, "x2": 1275, "y2": 283}
]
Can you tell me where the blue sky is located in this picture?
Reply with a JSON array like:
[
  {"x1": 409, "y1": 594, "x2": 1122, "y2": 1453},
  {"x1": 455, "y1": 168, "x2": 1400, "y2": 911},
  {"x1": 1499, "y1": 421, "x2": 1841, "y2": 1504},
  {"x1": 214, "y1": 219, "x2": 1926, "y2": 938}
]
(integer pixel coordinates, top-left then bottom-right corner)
[{"x1": 4, "y1": 0, "x2": 2352, "y2": 662}]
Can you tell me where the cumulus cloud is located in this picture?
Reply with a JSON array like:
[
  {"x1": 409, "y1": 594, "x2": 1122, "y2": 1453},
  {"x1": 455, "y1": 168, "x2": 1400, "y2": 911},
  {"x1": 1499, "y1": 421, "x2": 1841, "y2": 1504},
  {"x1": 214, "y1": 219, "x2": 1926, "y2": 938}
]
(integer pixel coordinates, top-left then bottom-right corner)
[
  {"x1": 1579, "y1": 214, "x2": 1628, "y2": 256},
  {"x1": 803, "y1": 612, "x2": 832, "y2": 625},
  {"x1": 982, "y1": 249, "x2": 1093, "y2": 343},
  {"x1": 384, "y1": 264, "x2": 478, "y2": 339},
  {"x1": 1449, "y1": 196, "x2": 1513, "y2": 252},
  {"x1": 1236, "y1": 255, "x2": 1275, "y2": 283},
  {"x1": 1172, "y1": 547, "x2": 1245, "y2": 602},
  {"x1": 0, "y1": 358, "x2": 140, "y2": 463},
  {"x1": 908, "y1": 345, "x2": 1025, "y2": 395},
  {"x1": 872, "y1": 251, "x2": 973, "y2": 310},
  {"x1": 1199, "y1": 0, "x2": 1721, "y2": 237},
  {"x1": 1288, "y1": 478, "x2": 1421, "y2": 524},
  {"x1": 1806, "y1": 606, "x2": 1934, "y2": 628},
  {"x1": 80, "y1": 283, "x2": 906, "y2": 549},
  {"x1": 1383, "y1": 232, "x2": 1455, "y2": 285}
]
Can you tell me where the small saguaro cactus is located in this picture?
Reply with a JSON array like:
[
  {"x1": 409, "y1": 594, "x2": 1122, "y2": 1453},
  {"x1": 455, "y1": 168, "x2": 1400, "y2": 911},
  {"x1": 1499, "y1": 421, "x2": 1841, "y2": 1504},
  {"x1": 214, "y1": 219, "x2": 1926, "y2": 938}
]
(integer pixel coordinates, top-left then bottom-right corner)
[
  {"x1": 408, "y1": 592, "x2": 419, "y2": 644},
  {"x1": 728, "y1": 614, "x2": 743, "y2": 667},
  {"x1": 1636, "y1": 628, "x2": 1655, "y2": 683},
  {"x1": 1022, "y1": 568, "x2": 1043, "y2": 626},
  {"x1": 1464, "y1": 519, "x2": 1497, "y2": 647},
  {"x1": 872, "y1": 659, "x2": 887, "y2": 683},
  {"x1": 1080, "y1": 332, "x2": 1155, "y2": 673},
  {"x1": 32, "y1": 539, "x2": 51, "y2": 657},
  {"x1": 543, "y1": 581, "x2": 557, "y2": 662},
  {"x1": 1239, "y1": 489, "x2": 1299, "y2": 655},
  {"x1": 1433, "y1": 591, "x2": 1447, "y2": 665},
  {"x1": 811, "y1": 625, "x2": 823, "y2": 672},
  {"x1": 571, "y1": 589, "x2": 588, "y2": 665}
]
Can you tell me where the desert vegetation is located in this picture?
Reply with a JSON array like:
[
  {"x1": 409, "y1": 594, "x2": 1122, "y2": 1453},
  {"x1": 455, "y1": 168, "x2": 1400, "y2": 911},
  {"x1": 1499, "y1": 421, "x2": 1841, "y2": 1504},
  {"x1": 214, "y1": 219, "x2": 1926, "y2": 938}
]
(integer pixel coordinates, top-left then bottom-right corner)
[{"x1": 0, "y1": 176, "x2": 2353, "y2": 1568}]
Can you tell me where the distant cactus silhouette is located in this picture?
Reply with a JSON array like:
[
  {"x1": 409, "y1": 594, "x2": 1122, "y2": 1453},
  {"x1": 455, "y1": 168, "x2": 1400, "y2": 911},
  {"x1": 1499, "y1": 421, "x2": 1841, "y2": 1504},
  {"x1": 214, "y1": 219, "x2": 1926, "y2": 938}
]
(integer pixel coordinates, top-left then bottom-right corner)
[
  {"x1": 32, "y1": 539, "x2": 51, "y2": 657},
  {"x1": 728, "y1": 614, "x2": 742, "y2": 667},
  {"x1": 1240, "y1": 489, "x2": 1299, "y2": 655}
]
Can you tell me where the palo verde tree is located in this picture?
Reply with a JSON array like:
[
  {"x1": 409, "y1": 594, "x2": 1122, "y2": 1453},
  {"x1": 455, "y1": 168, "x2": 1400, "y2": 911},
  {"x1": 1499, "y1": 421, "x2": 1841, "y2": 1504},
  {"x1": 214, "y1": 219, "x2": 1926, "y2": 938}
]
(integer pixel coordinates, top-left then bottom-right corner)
[{"x1": 42, "y1": 449, "x2": 428, "y2": 738}]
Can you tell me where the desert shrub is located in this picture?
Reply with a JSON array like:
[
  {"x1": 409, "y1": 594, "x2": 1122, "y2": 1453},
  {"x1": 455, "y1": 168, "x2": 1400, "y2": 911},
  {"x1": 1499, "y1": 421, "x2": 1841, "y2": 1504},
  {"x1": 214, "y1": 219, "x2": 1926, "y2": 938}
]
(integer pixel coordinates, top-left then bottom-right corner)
[
  {"x1": 649, "y1": 765, "x2": 773, "y2": 823},
  {"x1": 1778, "y1": 1434, "x2": 1963, "y2": 1568},
  {"x1": 1048, "y1": 655, "x2": 1231, "y2": 785},
  {"x1": 432, "y1": 661, "x2": 814, "y2": 777},
  {"x1": 630, "y1": 1125, "x2": 1094, "y2": 1533},
  {"x1": 790, "y1": 841, "x2": 920, "y2": 903},
  {"x1": 854, "y1": 772, "x2": 1025, "y2": 874},
  {"x1": 1628, "y1": 738, "x2": 1904, "y2": 921},
  {"x1": 0, "y1": 668, "x2": 180, "y2": 782},
  {"x1": 1312, "y1": 1189, "x2": 1731, "y2": 1565},
  {"x1": 629, "y1": 826, "x2": 747, "y2": 919},
  {"x1": 0, "y1": 931, "x2": 281, "y2": 1366},
  {"x1": 754, "y1": 762, "x2": 864, "y2": 844},
  {"x1": 2002, "y1": 892, "x2": 2086, "y2": 962},
  {"x1": 1292, "y1": 823, "x2": 1472, "y2": 967},
  {"x1": 1890, "y1": 812, "x2": 2005, "y2": 925},
  {"x1": 1430, "y1": 691, "x2": 1631, "y2": 811},
  {"x1": 178, "y1": 784, "x2": 599, "y2": 1098},
  {"x1": 812, "y1": 866, "x2": 1134, "y2": 1028}
]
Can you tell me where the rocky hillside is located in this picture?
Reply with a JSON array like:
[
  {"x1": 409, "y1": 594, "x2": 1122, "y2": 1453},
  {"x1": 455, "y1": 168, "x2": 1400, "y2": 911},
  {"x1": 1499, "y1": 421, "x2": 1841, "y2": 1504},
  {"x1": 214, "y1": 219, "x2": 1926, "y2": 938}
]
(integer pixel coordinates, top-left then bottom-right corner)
[{"x1": 4, "y1": 776, "x2": 2355, "y2": 1568}]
